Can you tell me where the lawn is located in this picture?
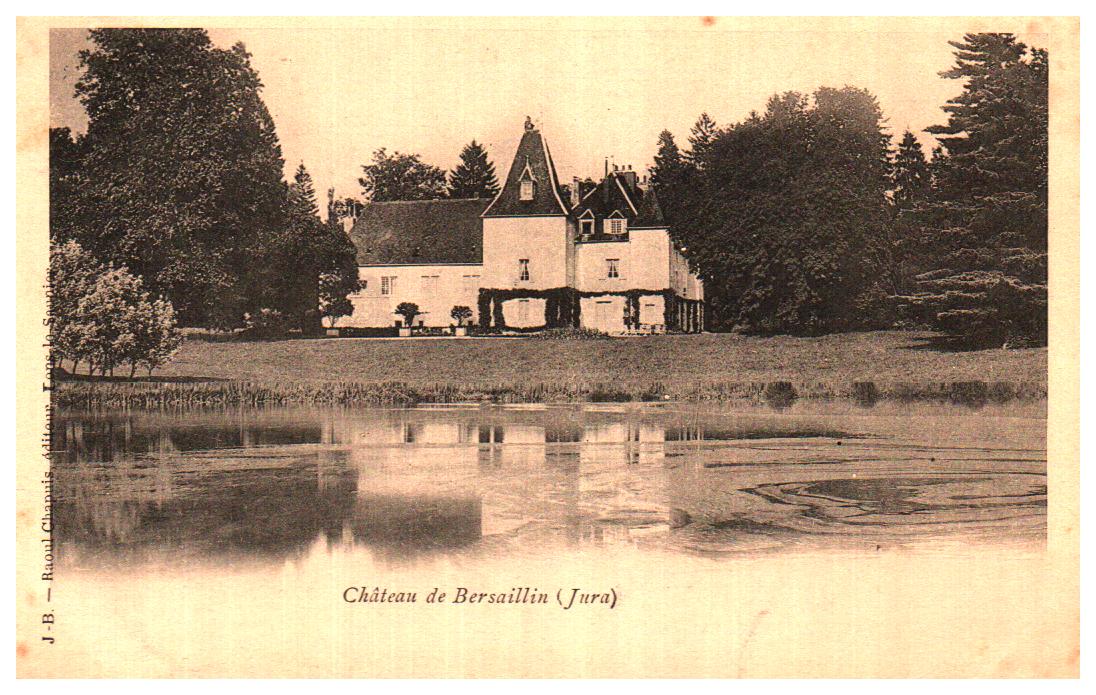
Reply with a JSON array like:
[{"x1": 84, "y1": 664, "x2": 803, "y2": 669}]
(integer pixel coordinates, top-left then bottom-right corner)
[{"x1": 155, "y1": 330, "x2": 1046, "y2": 386}]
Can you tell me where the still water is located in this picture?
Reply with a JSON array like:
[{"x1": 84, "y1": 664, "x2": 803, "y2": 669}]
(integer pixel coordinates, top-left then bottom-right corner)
[{"x1": 52, "y1": 400, "x2": 1047, "y2": 569}]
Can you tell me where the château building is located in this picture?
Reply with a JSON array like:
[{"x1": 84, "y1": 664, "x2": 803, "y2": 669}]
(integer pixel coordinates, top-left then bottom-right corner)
[{"x1": 334, "y1": 117, "x2": 704, "y2": 334}]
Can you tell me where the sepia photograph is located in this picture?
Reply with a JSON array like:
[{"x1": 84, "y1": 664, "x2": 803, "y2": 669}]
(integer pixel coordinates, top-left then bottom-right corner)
[{"x1": 15, "y1": 15, "x2": 1080, "y2": 678}]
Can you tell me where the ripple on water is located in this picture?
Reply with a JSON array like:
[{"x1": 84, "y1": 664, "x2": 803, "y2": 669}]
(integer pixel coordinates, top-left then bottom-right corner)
[{"x1": 738, "y1": 473, "x2": 1046, "y2": 539}]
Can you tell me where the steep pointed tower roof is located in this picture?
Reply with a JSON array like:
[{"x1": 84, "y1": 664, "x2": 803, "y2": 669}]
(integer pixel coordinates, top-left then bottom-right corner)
[{"x1": 482, "y1": 117, "x2": 570, "y2": 217}]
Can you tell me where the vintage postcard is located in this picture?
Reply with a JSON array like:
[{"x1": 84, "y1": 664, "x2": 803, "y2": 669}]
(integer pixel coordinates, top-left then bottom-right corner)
[{"x1": 15, "y1": 16, "x2": 1079, "y2": 677}]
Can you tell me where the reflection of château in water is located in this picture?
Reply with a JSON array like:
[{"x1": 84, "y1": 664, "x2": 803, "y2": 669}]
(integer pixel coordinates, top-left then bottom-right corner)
[
  {"x1": 50, "y1": 403, "x2": 1047, "y2": 564},
  {"x1": 51, "y1": 407, "x2": 715, "y2": 566}
]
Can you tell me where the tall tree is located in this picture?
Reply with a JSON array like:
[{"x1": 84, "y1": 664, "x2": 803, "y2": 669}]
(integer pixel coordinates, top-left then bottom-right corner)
[
  {"x1": 685, "y1": 112, "x2": 719, "y2": 168},
  {"x1": 672, "y1": 87, "x2": 894, "y2": 334},
  {"x1": 891, "y1": 130, "x2": 930, "y2": 210},
  {"x1": 64, "y1": 29, "x2": 290, "y2": 328},
  {"x1": 649, "y1": 129, "x2": 691, "y2": 234},
  {"x1": 883, "y1": 131, "x2": 933, "y2": 294},
  {"x1": 261, "y1": 162, "x2": 360, "y2": 333},
  {"x1": 358, "y1": 148, "x2": 447, "y2": 201},
  {"x1": 291, "y1": 162, "x2": 319, "y2": 217},
  {"x1": 902, "y1": 33, "x2": 1048, "y2": 347},
  {"x1": 49, "y1": 127, "x2": 86, "y2": 243},
  {"x1": 447, "y1": 140, "x2": 500, "y2": 199}
]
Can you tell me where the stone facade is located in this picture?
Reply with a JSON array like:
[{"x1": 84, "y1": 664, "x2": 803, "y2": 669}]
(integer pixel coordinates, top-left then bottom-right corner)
[{"x1": 335, "y1": 118, "x2": 704, "y2": 334}]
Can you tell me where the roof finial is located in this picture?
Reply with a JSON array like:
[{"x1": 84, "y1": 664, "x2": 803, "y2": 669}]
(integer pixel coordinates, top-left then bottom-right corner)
[{"x1": 524, "y1": 115, "x2": 534, "y2": 131}]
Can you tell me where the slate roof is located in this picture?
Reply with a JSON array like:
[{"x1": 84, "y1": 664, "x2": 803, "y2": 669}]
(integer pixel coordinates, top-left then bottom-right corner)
[
  {"x1": 482, "y1": 119, "x2": 570, "y2": 217},
  {"x1": 570, "y1": 172, "x2": 666, "y2": 232},
  {"x1": 349, "y1": 198, "x2": 491, "y2": 265}
]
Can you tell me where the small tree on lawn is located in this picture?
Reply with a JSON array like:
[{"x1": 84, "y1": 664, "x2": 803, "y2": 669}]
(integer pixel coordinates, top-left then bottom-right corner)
[
  {"x1": 131, "y1": 297, "x2": 182, "y2": 377},
  {"x1": 79, "y1": 267, "x2": 147, "y2": 376},
  {"x1": 395, "y1": 302, "x2": 421, "y2": 329},
  {"x1": 49, "y1": 240, "x2": 103, "y2": 374},
  {"x1": 450, "y1": 305, "x2": 473, "y2": 326},
  {"x1": 319, "y1": 270, "x2": 358, "y2": 328}
]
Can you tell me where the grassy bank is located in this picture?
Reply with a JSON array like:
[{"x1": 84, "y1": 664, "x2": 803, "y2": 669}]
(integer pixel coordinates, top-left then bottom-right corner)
[
  {"x1": 53, "y1": 331, "x2": 1047, "y2": 409},
  {"x1": 54, "y1": 377, "x2": 1046, "y2": 409}
]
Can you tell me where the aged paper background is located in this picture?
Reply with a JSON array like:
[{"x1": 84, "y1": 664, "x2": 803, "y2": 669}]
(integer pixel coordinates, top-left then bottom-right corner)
[{"x1": 15, "y1": 16, "x2": 1080, "y2": 678}]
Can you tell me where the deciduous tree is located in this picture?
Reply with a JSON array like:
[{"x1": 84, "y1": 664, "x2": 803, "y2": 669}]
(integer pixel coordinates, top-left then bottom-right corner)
[
  {"x1": 359, "y1": 148, "x2": 447, "y2": 202},
  {"x1": 63, "y1": 29, "x2": 290, "y2": 328},
  {"x1": 669, "y1": 88, "x2": 894, "y2": 334}
]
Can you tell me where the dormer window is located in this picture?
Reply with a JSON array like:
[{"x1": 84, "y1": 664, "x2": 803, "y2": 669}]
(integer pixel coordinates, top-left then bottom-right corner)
[
  {"x1": 580, "y1": 219, "x2": 594, "y2": 236},
  {"x1": 518, "y1": 157, "x2": 536, "y2": 201},
  {"x1": 605, "y1": 210, "x2": 627, "y2": 236}
]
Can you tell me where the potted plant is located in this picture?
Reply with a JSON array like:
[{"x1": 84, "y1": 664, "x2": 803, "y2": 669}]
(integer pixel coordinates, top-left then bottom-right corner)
[
  {"x1": 395, "y1": 302, "x2": 421, "y2": 337},
  {"x1": 450, "y1": 305, "x2": 473, "y2": 336}
]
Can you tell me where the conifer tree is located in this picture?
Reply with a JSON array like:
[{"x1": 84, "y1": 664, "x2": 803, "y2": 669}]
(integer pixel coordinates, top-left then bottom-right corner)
[
  {"x1": 263, "y1": 162, "x2": 360, "y2": 333},
  {"x1": 887, "y1": 131, "x2": 933, "y2": 294},
  {"x1": 685, "y1": 112, "x2": 719, "y2": 168},
  {"x1": 891, "y1": 131, "x2": 930, "y2": 211},
  {"x1": 650, "y1": 130, "x2": 687, "y2": 191},
  {"x1": 291, "y1": 162, "x2": 319, "y2": 217},
  {"x1": 649, "y1": 130, "x2": 690, "y2": 231},
  {"x1": 901, "y1": 33, "x2": 1048, "y2": 347},
  {"x1": 447, "y1": 140, "x2": 500, "y2": 199}
]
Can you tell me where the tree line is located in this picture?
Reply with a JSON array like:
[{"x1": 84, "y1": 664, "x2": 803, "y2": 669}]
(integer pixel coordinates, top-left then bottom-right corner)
[
  {"x1": 50, "y1": 29, "x2": 361, "y2": 338},
  {"x1": 326, "y1": 138, "x2": 501, "y2": 228},
  {"x1": 356, "y1": 140, "x2": 501, "y2": 202},
  {"x1": 50, "y1": 29, "x2": 505, "y2": 347},
  {"x1": 650, "y1": 33, "x2": 1047, "y2": 348},
  {"x1": 50, "y1": 29, "x2": 1045, "y2": 359}
]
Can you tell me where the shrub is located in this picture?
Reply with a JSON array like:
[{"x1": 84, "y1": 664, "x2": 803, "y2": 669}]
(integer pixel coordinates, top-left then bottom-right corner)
[
  {"x1": 131, "y1": 298, "x2": 182, "y2": 376},
  {"x1": 49, "y1": 241, "x2": 103, "y2": 374},
  {"x1": 395, "y1": 302, "x2": 421, "y2": 328},
  {"x1": 241, "y1": 308, "x2": 288, "y2": 339},
  {"x1": 531, "y1": 327, "x2": 612, "y2": 341},
  {"x1": 49, "y1": 240, "x2": 181, "y2": 376},
  {"x1": 851, "y1": 381, "x2": 881, "y2": 407},
  {"x1": 319, "y1": 270, "x2": 358, "y2": 328},
  {"x1": 763, "y1": 381, "x2": 799, "y2": 410},
  {"x1": 451, "y1": 305, "x2": 473, "y2": 326}
]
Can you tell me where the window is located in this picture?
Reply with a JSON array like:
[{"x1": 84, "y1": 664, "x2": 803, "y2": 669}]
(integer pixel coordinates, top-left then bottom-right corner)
[
  {"x1": 462, "y1": 274, "x2": 480, "y2": 293},
  {"x1": 518, "y1": 259, "x2": 530, "y2": 282},
  {"x1": 606, "y1": 259, "x2": 620, "y2": 279},
  {"x1": 520, "y1": 180, "x2": 534, "y2": 201},
  {"x1": 608, "y1": 218, "x2": 625, "y2": 235},
  {"x1": 516, "y1": 299, "x2": 530, "y2": 323},
  {"x1": 580, "y1": 219, "x2": 594, "y2": 236},
  {"x1": 381, "y1": 276, "x2": 396, "y2": 296},
  {"x1": 421, "y1": 275, "x2": 439, "y2": 297}
]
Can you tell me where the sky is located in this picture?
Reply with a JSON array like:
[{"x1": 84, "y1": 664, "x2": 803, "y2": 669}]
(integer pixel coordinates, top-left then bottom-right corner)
[{"x1": 49, "y1": 18, "x2": 1048, "y2": 206}]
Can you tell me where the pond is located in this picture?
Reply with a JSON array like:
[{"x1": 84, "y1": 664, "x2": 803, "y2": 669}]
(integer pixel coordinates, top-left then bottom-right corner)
[{"x1": 52, "y1": 400, "x2": 1047, "y2": 569}]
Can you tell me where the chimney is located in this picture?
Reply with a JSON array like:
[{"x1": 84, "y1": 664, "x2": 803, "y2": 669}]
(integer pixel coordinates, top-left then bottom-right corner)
[
  {"x1": 619, "y1": 166, "x2": 638, "y2": 192},
  {"x1": 571, "y1": 177, "x2": 581, "y2": 207}
]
